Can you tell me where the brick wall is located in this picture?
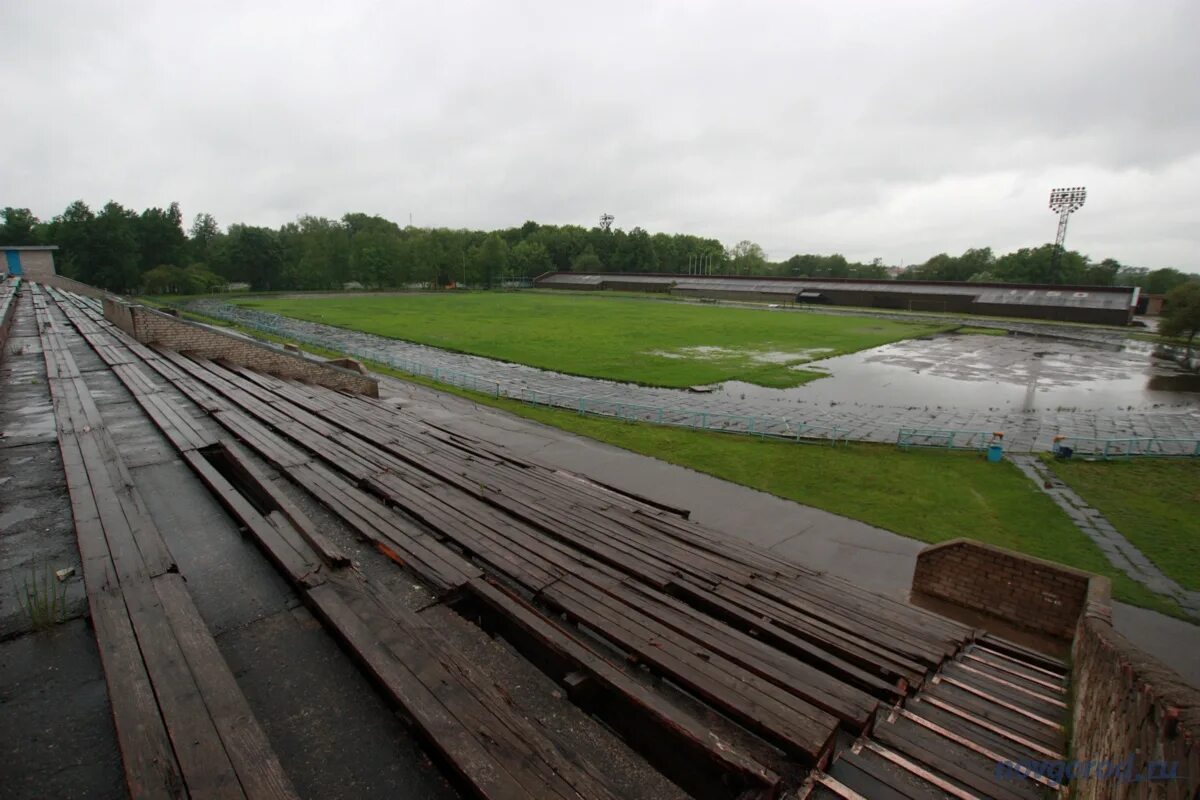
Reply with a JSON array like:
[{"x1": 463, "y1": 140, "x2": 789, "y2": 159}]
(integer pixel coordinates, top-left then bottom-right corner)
[
  {"x1": 103, "y1": 298, "x2": 379, "y2": 397},
  {"x1": 1071, "y1": 585, "x2": 1199, "y2": 798},
  {"x1": 0, "y1": 279, "x2": 19, "y2": 354},
  {"x1": 104, "y1": 296, "x2": 136, "y2": 336},
  {"x1": 913, "y1": 539, "x2": 1198, "y2": 797},
  {"x1": 911, "y1": 538, "x2": 1092, "y2": 639},
  {"x1": 18, "y1": 250, "x2": 56, "y2": 280}
]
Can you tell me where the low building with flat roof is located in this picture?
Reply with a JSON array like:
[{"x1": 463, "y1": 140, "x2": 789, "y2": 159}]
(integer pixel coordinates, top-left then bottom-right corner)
[
  {"x1": 534, "y1": 271, "x2": 1140, "y2": 325},
  {"x1": 1, "y1": 245, "x2": 58, "y2": 280}
]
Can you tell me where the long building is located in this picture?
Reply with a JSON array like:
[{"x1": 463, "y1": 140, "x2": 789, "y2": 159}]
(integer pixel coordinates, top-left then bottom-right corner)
[{"x1": 533, "y1": 271, "x2": 1140, "y2": 325}]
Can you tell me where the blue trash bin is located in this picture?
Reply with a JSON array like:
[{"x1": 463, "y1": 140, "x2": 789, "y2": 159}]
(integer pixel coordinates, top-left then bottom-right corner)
[{"x1": 986, "y1": 443, "x2": 1004, "y2": 463}]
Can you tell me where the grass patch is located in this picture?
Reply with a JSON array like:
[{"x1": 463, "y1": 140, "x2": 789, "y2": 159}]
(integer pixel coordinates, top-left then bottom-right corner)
[
  {"x1": 954, "y1": 326, "x2": 1009, "y2": 337},
  {"x1": 15, "y1": 565, "x2": 69, "y2": 630},
  {"x1": 1042, "y1": 457, "x2": 1200, "y2": 593},
  {"x1": 228, "y1": 291, "x2": 949, "y2": 389},
  {"x1": 168, "y1": 305, "x2": 1189, "y2": 619}
]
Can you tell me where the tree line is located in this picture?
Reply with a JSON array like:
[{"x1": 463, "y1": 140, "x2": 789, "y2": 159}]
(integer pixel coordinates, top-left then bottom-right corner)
[{"x1": 0, "y1": 201, "x2": 1194, "y2": 296}]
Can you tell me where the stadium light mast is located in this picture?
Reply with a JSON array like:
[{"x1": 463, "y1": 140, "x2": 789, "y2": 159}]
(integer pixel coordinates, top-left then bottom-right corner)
[{"x1": 1048, "y1": 186, "x2": 1086, "y2": 280}]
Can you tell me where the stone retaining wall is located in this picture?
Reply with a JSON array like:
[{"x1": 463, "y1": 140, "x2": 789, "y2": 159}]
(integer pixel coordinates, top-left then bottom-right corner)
[
  {"x1": 911, "y1": 538, "x2": 1091, "y2": 638},
  {"x1": 103, "y1": 297, "x2": 378, "y2": 397}
]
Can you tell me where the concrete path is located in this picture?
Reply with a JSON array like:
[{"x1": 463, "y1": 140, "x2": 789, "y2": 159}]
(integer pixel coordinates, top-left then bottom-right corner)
[
  {"x1": 380, "y1": 374, "x2": 1200, "y2": 687},
  {"x1": 188, "y1": 300, "x2": 1200, "y2": 453},
  {"x1": 1008, "y1": 454, "x2": 1200, "y2": 618}
]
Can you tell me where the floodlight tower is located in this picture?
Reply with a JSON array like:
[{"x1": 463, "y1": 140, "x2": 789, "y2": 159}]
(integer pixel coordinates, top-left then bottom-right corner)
[
  {"x1": 1048, "y1": 186, "x2": 1086, "y2": 280},
  {"x1": 599, "y1": 213, "x2": 614, "y2": 232}
]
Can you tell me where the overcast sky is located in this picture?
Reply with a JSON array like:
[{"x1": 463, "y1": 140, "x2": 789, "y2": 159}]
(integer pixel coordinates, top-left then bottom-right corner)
[{"x1": 4, "y1": 1, "x2": 1198, "y2": 269}]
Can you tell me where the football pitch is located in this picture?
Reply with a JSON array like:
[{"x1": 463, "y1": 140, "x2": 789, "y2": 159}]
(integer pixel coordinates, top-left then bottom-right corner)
[{"x1": 232, "y1": 291, "x2": 950, "y2": 388}]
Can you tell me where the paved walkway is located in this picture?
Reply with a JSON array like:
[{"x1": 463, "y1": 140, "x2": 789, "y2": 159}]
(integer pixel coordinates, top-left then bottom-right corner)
[
  {"x1": 187, "y1": 300, "x2": 1200, "y2": 453},
  {"x1": 1008, "y1": 454, "x2": 1200, "y2": 618}
]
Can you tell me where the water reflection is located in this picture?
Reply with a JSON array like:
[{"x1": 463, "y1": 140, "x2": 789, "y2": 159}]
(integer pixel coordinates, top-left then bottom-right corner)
[{"x1": 714, "y1": 334, "x2": 1200, "y2": 412}]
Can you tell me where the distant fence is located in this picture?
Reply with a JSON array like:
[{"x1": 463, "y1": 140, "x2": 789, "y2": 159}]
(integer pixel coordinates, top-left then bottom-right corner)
[
  {"x1": 896, "y1": 428, "x2": 999, "y2": 451},
  {"x1": 518, "y1": 388, "x2": 850, "y2": 443},
  {"x1": 1057, "y1": 436, "x2": 1200, "y2": 459}
]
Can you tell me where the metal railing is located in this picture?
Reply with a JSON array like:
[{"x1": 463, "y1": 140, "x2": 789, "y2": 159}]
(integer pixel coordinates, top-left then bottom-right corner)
[
  {"x1": 1056, "y1": 436, "x2": 1200, "y2": 459},
  {"x1": 896, "y1": 428, "x2": 999, "y2": 451},
  {"x1": 519, "y1": 387, "x2": 850, "y2": 443}
]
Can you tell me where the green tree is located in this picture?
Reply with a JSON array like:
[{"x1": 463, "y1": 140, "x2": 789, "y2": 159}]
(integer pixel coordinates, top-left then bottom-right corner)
[
  {"x1": 474, "y1": 233, "x2": 510, "y2": 287},
  {"x1": 509, "y1": 240, "x2": 554, "y2": 278},
  {"x1": 350, "y1": 228, "x2": 403, "y2": 287},
  {"x1": 1144, "y1": 268, "x2": 1192, "y2": 295},
  {"x1": 1159, "y1": 282, "x2": 1200, "y2": 348},
  {"x1": 142, "y1": 264, "x2": 186, "y2": 294},
  {"x1": 726, "y1": 240, "x2": 767, "y2": 275},
  {"x1": 571, "y1": 245, "x2": 603, "y2": 272},
  {"x1": 992, "y1": 245, "x2": 1087, "y2": 284},
  {"x1": 137, "y1": 202, "x2": 187, "y2": 272},
  {"x1": 0, "y1": 207, "x2": 40, "y2": 245},
  {"x1": 189, "y1": 213, "x2": 221, "y2": 263},
  {"x1": 1082, "y1": 258, "x2": 1121, "y2": 286},
  {"x1": 227, "y1": 225, "x2": 283, "y2": 291},
  {"x1": 180, "y1": 263, "x2": 225, "y2": 294},
  {"x1": 281, "y1": 216, "x2": 350, "y2": 289},
  {"x1": 611, "y1": 227, "x2": 658, "y2": 273},
  {"x1": 47, "y1": 200, "x2": 96, "y2": 280},
  {"x1": 90, "y1": 201, "x2": 142, "y2": 292}
]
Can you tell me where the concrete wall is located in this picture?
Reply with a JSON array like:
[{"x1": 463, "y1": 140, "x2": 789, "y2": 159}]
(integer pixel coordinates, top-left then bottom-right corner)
[
  {"x1": 1071, "y1": 587, "x2": 1199, "y2": 798},
  {"x1": 911, "y1": 538, "x2": 1092, "y2": 639},
  {"x1": 39, "y1": 274, "x2": 108, "y2": 300},
  {"x1": 103, "y1": 297, "x2": 379, "y2": 397}
]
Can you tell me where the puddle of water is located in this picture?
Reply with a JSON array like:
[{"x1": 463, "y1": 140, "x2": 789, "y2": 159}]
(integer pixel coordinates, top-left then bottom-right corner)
[
  {"x1": 648, "y1": 345, "x2": 833, "y2": 364},
  {"x1": 712, "y1": 334, "x2": 1200, "y2": 412}
]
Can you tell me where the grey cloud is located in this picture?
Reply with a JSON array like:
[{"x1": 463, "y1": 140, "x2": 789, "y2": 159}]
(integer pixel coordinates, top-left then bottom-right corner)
[{"x1": 2, "y1": 0, "x2": 1197, "y2": 269}]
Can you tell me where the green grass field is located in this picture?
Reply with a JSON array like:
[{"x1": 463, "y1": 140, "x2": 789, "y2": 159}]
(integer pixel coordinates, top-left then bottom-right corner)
[
  {"x1": 231, "y1": 292, "x2": 949, "y2": 388},
  {"x1": 1044, "y1": 457, "x2": 1200, "y2": 593}
]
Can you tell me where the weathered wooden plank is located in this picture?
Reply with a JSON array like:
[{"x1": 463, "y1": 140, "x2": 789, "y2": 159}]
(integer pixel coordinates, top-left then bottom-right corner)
[
  {"x1": 290, "y1": 462, "x2": 481, "y2": 591},
  {"x1": 305, "y1": 583, "x2": 550, "y2": 800},
  {"x1": 872, "y1": 716, "x2": 1037, "y2": 800},
  {"x1": 340, "y1": 586, "x2": 615, "y2": 800},
  {"x1": 88, "y1": 584, "x2": 188, "y2": 800},
  {"x1": 154, "y1": 573, "x2": 298, "y2": 800},
  {"x1": 541, "y1": 578, "x2": 839, "y2": 762},
  {"x1": 215, "y1": 439, "x2": 349, "y2": 567},
  {"x1": 38, "y1": 301, "x2": 294, "y2": 800},
  {"x1": 180, "y1": 451, "x2": 322, "y2": 587},
  {"x1": 466, "y1": 577, "x2": 782, "y2": 799}
]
